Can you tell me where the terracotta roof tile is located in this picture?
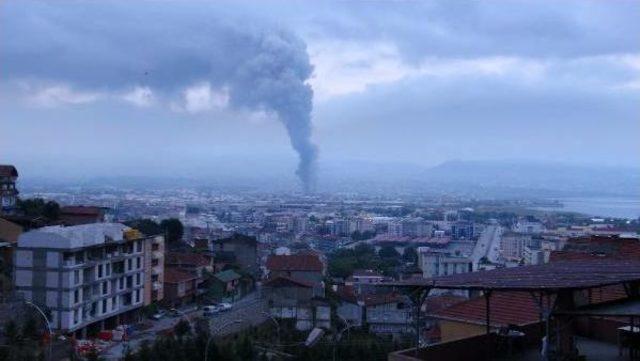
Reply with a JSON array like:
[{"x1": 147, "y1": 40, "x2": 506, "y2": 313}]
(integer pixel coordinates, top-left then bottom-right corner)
[
  {"x1": 164, "y1": 268, "x2": 198, "y2": 284},
  {"x1": 266, "y1": 254, "x2": 323, "y2": 272}
]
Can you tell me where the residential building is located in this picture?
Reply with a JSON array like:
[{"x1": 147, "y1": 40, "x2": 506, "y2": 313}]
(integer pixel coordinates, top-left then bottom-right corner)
[
  {"x1": 59, "y1": 206, "x2": 105, "y2": 226},
  {"x1": 513, "y1": 220, "x2": 545, "y2": 234},
  {"x1": 450, "y1": 221, "x2": 474, "y2": 240},
  {"x1": 212, "y1": 234, "x2": 258, "y2": 274},
  {"x1": 163, "y1": 268, "x2": 199, "y2": 307},
  {"x1": 144, "y1": 235, "x2": 164, "y2": 305},
  {"x1": 523, "y1": 245, "x2": 544, "y2": 265},
  {"x1": 265, "y1": 253, "x2": 325, "y2": 295},
  {"x1": 363, "y1": 293, "x2": 413, "y2": 336},
  {"x1": 263, "y1": 276, "x2": 323, "y2": 330},
  {"x1": 501, "y1": 232, "x2": 541, "y2": 260},
  {"x1": 417, "y1": 247, "x2": 472, "y2": 279},
  {"x1": 0, "y1": 165, "x2": 18, "y2": 216},
  {"x1": 13, "y1": 223, "x2": 158, "y2": 335},
  {"x1": 211, "y1": 269, "x2": 242, "y2": 301}
]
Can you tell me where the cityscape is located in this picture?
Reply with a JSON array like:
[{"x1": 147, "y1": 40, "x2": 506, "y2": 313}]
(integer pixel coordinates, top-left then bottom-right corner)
[{"x1": 1, "y1": 1, "x2": 640, "y2": 361}]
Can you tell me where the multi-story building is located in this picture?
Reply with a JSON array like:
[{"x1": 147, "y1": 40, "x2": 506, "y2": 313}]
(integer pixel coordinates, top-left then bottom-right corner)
[
  {"x1": 13, "y1": 223, "x2": 164, "y2": 336},
  {"x1": 0, "y1": 165, "x2": 18, "y2": 216},
  {"x1": 417, "y1": 247, "x2": 472, "y2": 279},
  {"x1": 501, "y1": 232, "x2": 541, "y2": 261},
  {"x1": 451, "y1": 221, "x2": 474, "y2": 240}
]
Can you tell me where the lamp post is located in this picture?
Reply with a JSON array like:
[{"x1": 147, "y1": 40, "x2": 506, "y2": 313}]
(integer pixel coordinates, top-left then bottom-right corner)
[
  {"x1": 203, "y1": 319, "x2": 243, "y2": 361},
  {"x1": 261, "y1": 312, "x2": 280, "y2": 347},
  {"x1": 25, "y1": 301, "x2": 52, "y2": 361},
  {"x1": 332, "y1": 318, "x2": 358, "y2": 361}
]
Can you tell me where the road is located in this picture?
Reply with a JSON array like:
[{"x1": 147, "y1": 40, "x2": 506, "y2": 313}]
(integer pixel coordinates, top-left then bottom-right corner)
[
  {"x1": 101, "y1": 291, "x2": 267, "y2": 359},
  {"x1": 471, "y1": 225, "x2": 502, "y2": 269}
]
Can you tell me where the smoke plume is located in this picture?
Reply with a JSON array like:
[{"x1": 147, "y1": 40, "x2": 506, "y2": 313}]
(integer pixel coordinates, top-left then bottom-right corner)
[
  {"x1": 227, "y1": 31, "x2": 318, "y2": 193},
  {"x1": 1, "y1": 2, "x2": 318, "y2": 191}
]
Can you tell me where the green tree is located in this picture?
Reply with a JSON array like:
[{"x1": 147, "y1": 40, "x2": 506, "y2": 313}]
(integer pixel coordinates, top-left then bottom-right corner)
[
  {"x1": 125, "y1": 219, "x2": 162, "y2": 236},
  {"x1": 378, "y1": 246, "x2": 400, "y2": 259},
  {"x1": 160, "y1": 218, "x2": 184, "y2": 245},
  {"x1": 402, "y1": 247, "x2": 418, "y2": 263},
  {"x1": 174, "y1": 320, "x2": 191, "y2": 338}
]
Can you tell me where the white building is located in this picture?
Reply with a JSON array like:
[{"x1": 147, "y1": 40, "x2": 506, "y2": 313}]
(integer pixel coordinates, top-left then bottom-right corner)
[
  {"x1": 417, "y1": 247, "x2": 473, "y2": 279},
  {"x1": 14, "y1": 223, "x2": 163, "y2": 336}
]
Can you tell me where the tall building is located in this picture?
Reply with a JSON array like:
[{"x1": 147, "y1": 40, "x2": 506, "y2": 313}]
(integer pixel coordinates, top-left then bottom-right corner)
[
  {"x1": 451, "y1": 221, "x2": 474, "y2": 240},
  {"x1": 0, "y1": 165, "x2": 18, "y2": 216},
  {"x1": 13, "y1": 223, "x2": 164, "y2": 336}
]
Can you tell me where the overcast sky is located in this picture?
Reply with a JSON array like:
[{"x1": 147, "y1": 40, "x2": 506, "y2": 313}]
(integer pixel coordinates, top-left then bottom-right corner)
[{"x1": 1, "y1": 0, "x2": 639, "y2": 180}]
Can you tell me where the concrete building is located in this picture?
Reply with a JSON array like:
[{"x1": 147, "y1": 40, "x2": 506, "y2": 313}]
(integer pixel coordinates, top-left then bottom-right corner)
[
  {"x1": 212, "y1": 234, "x2": 258, "y2": 275},
  {"x1": 0, "y1": 165, "x2": 18, "y2": 216},
  {"x1": 417, "y1": 247, "x2": 472, "y2": 279},
  {"x1": 451, "y1": 221, "x2": 474, "y2": 240},
  {"x1": 13, "y1": 223, "x2": 163, "y2": 335},
  {"x1": 501, "y1": 232, "x2": 541, "y2": 261}
]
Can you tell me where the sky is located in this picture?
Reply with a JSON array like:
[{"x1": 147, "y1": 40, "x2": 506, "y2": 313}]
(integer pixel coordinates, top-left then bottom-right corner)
[{"x1": 1, "y1": 0, "x2": 639, "y2": 183}]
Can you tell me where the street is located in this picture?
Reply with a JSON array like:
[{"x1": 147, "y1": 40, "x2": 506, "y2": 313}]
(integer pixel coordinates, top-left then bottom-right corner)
[{"x1": 471, "y1": 225, "x2": 502, "y2": 269}]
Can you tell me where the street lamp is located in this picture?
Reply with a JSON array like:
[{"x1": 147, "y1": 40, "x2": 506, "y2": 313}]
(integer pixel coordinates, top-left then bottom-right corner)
[
  {"x1": 332, "y1": 317, "x2": 358, "y2": 361},
  {"x1": 261, "y1": 312, "x2": 280, "y2": 347},
  {"x1": 203, "y1": 319, "x2": 243, "y2": 361},
  {"x1": 25, "y1": 301, "x2": 52, "y2": 361}
]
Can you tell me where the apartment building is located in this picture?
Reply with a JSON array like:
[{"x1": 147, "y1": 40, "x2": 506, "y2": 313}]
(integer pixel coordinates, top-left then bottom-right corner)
[
  {"x1": 13, "y1": 223, "x2": 164, "y2": 336},
  {"x1": 417, "y1": 247, "x2": 472, "y2": 279},
  {"x1": 0, "y1": 165, "x2": 18, "y2": 216}
]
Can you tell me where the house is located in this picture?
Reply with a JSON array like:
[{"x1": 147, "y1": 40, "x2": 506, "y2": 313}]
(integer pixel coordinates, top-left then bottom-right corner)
[
  {"x1": 265, "y1": 253, "x2": 325, "y2": 295},
  {"x1": 335, "y1": 286, "x2": 414, "y2": 337},
  {"x1": 59, "y1": 206, "x2": 105, "y2": 226},
  {"x1": 345, "y1": 269, "x2": 392, "y2": 295},
  {"x1": 163, "y1": 268, "x2": 199, "y2": 307},
  {"x1": 212, "y1": 234, "x2": 258, "y2": 274},
  {"x1": 165, "y1": 251, "x2": 212, "y2": 299},
  {"x1": 363, "y1": 293, "x2": 413, "y2": 336},
  {"x1": 264, "y1": 276, "x2": 323, "y2": 330},
  {"x1": 0, "y1": 217, "x2": 22, "y2": 291},
  {"x1": 210, "y1": 269, "x2": 242, "y2": 302}
]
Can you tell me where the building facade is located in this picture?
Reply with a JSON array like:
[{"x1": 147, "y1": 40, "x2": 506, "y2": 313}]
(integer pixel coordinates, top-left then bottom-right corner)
[
  {"x1": 13, "y1": 223, "x2": 163, "y2": 335},
  {"x1": 417, "y1": 247, "x2": 473, "y2": 279},
  {"x1": 0, "y1": 165, "x2": 18, "y2": 216}
]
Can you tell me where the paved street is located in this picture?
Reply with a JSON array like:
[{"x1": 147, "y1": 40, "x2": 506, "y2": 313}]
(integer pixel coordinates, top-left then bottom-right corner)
[
  {"x1": 471, "y1": 225, "x2": 502, "y2": 269},
  {"x1": 101, "y1": 291, "x2": 267, "y2": 359}
]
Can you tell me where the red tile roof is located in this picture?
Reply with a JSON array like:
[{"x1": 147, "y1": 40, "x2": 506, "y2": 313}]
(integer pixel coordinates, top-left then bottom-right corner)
[
  {"x1": 60, "y1": 206, "x2": 103, "y2": 216},
  {"x1": 264, "y1": 276, "x2": 314, "y2": 288},
  {"x1": 266, "y1": 254, "x2": 323, "y2": 272},
  {"x1": 335, "y1": 285, "x2": 358, "y2": 303},
  {"x1": 550, "y1": 235, "x2": 640, "y2": 262},
  {"x1": 164, "y1": 267, "x2": 198, "y2": 284},
  {"x1": 362, "y1": 292, "x2": 404, "y2": 307},
  {"x1": 423, "y1": 294, "x2": 467, "y2": 313},
  {"x1": 430, "y1": 291, "x2": 545, "y2": 327},
  {"x1": 166, "y1": 252, "x2": 210, "y2": 268}
]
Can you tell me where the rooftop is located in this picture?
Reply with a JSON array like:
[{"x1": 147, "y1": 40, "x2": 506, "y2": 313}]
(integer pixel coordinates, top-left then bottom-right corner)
[
  {"x1": 214, "y1": 269, "x2": 242, "y2": 283},
  {"x1": 0, "y1": 165, "x2": 18, "y2": 178},
  {"x1": 266, "y1": 254, "x2": 324, "y2": 272},
  {"x1": 18, "y1": 223, "x2": 131, "y2": 249},
  {"x1": 387, "y1": 259, "x2": 640, "y2": 291}
]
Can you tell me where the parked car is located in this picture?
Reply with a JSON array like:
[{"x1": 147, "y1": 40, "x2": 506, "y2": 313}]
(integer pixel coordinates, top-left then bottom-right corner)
[
  {"x1": 219, "y1": 303, "x2": 233, "y2": 312},
  {"x1": 169, "y1": 308, "x2": 184, "y2": 318},
  {"x1": 149, "y1": 310, "x2": 167, "y2": 320},
  {"x1": 203, "y1": 305, "x2": 221, "y2": 316}
]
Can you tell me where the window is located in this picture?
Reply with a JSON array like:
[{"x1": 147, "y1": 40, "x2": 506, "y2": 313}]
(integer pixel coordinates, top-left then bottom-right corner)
[
  {"x1": 102, "y1": 300, "x2": 107, "y2": 314},
  {"x1": 111, "y1": 297, "x2": 117, "y2": 310},
  {"x1": 127, "y1": 259, "x2": 132, "y2": 271},
  {"x1": 136, "y1": 241, "x2": 142, "y2": 253},
  {"x1": 136, "y1": 273, "x2": 141, "y2": 285},
  {"x1": 106, "y1": 263, "x2": 111, "y2": 276},
  {"x1": 102, "y1": 282, "x2": 108, "y2": 295},
  {"x1": 135, "y1": 289, "x2": 140, "y2": 303},
  {"x1": 98, "y1": 264, "x2": 103, "y2": 278},
  {"x1": 118, "y1": 277, "x2": 124, "y2": 290},
  {"x1": 74, "y1": 270, "x2": 80, "y2": 284},
  {"x1": 74, "y1": 289, "x2": 80, "y2": 304},
  {"x1": 136, "y1": 257, "x2": 141, "y2": 269}
]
